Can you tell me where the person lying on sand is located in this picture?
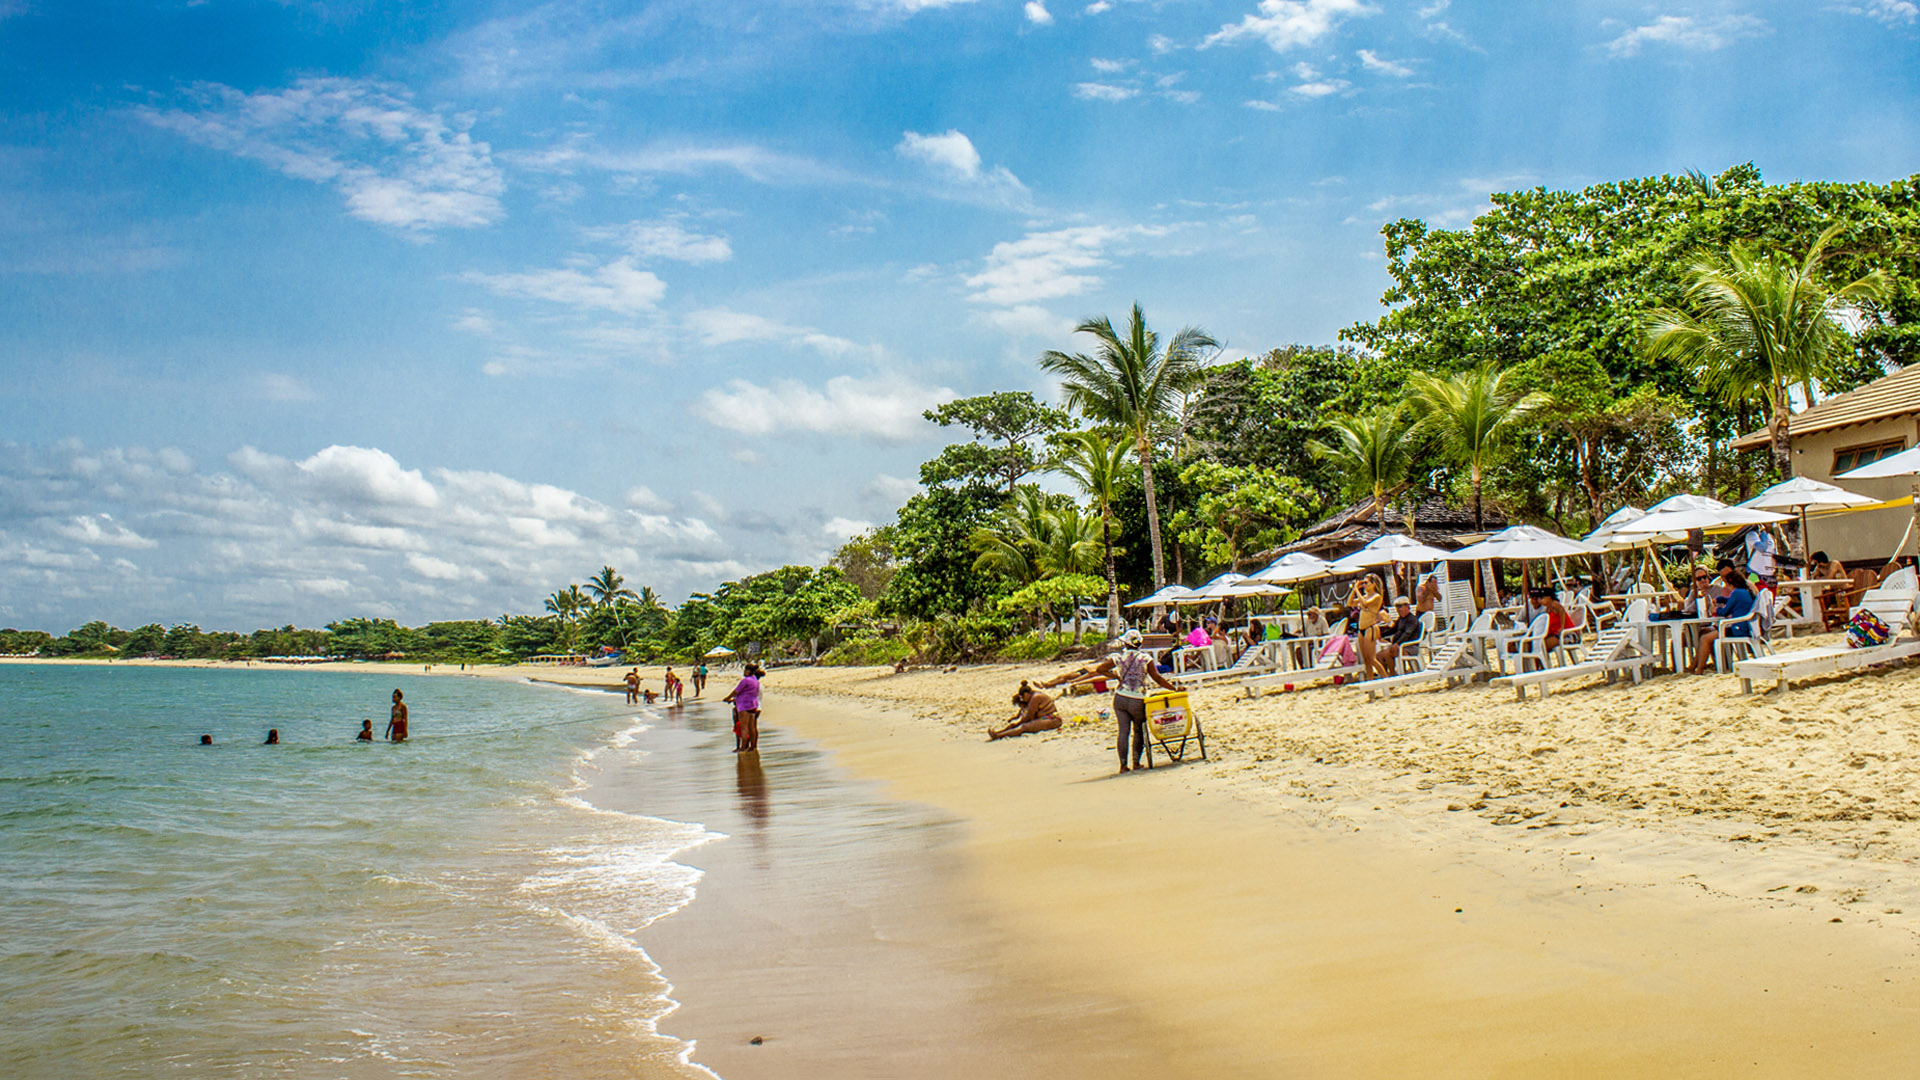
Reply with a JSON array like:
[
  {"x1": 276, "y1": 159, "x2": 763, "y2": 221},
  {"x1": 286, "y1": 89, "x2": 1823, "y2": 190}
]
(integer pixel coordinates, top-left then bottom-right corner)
[{"x1": 989, "y1": 681, "x2": 1063, "y2": 741}]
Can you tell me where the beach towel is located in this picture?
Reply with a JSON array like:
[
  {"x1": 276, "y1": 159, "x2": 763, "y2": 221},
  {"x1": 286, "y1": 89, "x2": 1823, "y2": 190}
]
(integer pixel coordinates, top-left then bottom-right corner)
[
  {"x1": 1847, "y1": 610, "x2": 1892, "y2": 650},
  {"x1": 1318, "y1": 634, "x2": 1356, "y2": 668}
]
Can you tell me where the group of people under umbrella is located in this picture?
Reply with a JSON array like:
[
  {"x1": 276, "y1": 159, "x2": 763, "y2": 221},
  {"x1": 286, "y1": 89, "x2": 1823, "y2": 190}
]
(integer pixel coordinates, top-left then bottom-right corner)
[{"x1": 1124, "y1": 469, "x2": 1912, "y2": 683}]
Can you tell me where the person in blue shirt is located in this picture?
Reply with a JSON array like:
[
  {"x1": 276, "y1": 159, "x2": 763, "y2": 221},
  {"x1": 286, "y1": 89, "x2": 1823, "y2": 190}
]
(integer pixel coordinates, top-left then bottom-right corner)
[{"x1": 1689, "y1": 565, "x2": 1760, "y2": 674}]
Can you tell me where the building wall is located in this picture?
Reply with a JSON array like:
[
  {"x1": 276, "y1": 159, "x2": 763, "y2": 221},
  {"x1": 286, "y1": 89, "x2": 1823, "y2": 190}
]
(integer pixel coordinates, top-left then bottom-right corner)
[{"x1": 1788, "y1": 415, "x2": 1920, "y2": 563}]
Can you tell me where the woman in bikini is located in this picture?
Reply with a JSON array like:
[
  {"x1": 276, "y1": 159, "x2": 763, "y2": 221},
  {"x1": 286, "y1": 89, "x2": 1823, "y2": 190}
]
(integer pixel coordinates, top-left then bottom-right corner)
[{"x1": 988, "y1": 681, "x2": 1064, "y2": 740}]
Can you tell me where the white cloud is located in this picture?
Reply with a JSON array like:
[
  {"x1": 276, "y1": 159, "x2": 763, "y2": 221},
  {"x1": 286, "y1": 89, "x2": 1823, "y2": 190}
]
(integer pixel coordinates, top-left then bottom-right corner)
[
  {"x1": 864, "y1": 473, "x2": 922, "y2": 504},
  {"x1": 604, "y1": 218, "x2": 733, "y2": 264},
  {"x1": 1148, "y1": 33, "x2": 1176, "y2": 53},
  {"x1": 1244, "y1": 99, "x2": 1285, "y2": 112},
  {"x1": 295, "y1": 445, "x2": 442, "y2": 509},
  {"x1": 965, "y1": 224, "x2": 1165, "y2": 306},
  {"x1": 136, "y1": 77, "x2": 504, "y2": 234},
  {"x1": 896, "y1": 129, "x2": 1029, "y2": 204},
  {"x1": 1086, "y1": 0, "x2": 1112, "y2": 11},
  {"x1": 0, "y1": 440, "x2": 744, "y2": 629},
  {"x1": 1203, "y1": 0, "x2": 1377, "y2": 52},
  {"x1": 823, "y1": 517, "x2": 874, "y2": 540},
  {"x1": 1604, "y1": 14, "x2": 1769, "y2": 57},
  {"x1": 897, "y1": 129, "x2": 984, "y2": 179},
  {"x1": 512, "y1": 138, "x2": 857, "y2": 187},
  {"x1": 1025, "y1": 1, "x2": 1054, "y2": 24},
  {"x1": 983, "y1": 304, "x2": 1074, "y2": 339},
  {"x1": 1834, "y1": 0, "x2": 1917, "y2": 23},
  {"x1": 1356, "y1": 49, "x2": 1413, "y2": 76},
  {"x1": 453, "y1": 308, "x2": 495, "y2": 334},
  {"x1": 462, "y1": 257, "x2": 666, "y2": 313},
  {"x1": 624, "y1": 485, "x2": 670, "y2": 511},
  {"x1": 52, "y1": 514, "x2": 157, "y2": 550},
  {"x1": 1291, "y1": 78, "x2": 1350, "y2": 97},
  {"x1": 696, "y1": 375, "x2": 955, "y2": 443},
  {"x1": 684, "y1": 308, "x2": 860, "y2": 355},
  {"x1": 1074, "y1": 82, "x2": 1141, "y2": 102},
  {"x1": 1089, "y1": 57, "x2": 1131, "y2": 72}
]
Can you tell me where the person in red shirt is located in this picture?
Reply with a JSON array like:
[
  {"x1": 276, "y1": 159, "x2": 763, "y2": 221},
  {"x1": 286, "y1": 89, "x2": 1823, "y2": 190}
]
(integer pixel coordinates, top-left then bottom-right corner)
[{"x1": 1529, "y1": 588, "x2": 1572, "y2": 653}]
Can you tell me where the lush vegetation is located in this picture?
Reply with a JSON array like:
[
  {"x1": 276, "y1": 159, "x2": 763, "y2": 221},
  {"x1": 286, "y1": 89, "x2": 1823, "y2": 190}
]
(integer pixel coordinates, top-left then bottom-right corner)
[{"x1": 8, "y1": 166, "x2": 1915, "y2": 667}]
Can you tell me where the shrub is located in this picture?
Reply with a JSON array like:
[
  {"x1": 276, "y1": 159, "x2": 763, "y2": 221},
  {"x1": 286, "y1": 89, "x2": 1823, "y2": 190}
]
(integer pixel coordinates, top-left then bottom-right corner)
[
  {"x1": 820, "y1": 636, "x2": 913, "y2": 667},
  {"x1": 996, "y1": 631, "x2": 1077, "y2": 661}
]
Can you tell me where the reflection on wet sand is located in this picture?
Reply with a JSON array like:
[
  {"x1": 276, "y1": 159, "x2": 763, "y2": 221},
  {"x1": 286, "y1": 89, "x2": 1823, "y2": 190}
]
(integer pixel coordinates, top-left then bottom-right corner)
[{"x1": 734, "y1": 749, "x2": 769, "y2": 827}]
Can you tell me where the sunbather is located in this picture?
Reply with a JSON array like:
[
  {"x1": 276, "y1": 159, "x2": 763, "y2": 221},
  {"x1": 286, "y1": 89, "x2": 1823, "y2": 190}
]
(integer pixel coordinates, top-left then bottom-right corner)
[
  {"x1": 989, "y1": 681, "x2": 1063, "y2": 740},
  {"x1": 1350, "y1": 575, "x2": 1387, "y2": 679}
]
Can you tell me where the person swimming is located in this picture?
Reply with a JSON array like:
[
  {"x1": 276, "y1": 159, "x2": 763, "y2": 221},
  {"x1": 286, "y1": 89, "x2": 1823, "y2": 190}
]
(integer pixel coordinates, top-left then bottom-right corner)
[
  {"x1": 356, "y1": 720, "x2": 374, "y2": 742},
  {"x1": 199, "y1": 734, "x2": 213, "y2": 745},
  {"x1": 264, "y1": 729, "x2": 279, "y2": 745}
]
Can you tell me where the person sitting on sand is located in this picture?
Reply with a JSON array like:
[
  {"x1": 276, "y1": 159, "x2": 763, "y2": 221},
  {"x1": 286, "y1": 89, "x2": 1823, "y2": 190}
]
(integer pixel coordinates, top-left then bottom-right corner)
[
  {"x1": 1378, "y1": 598, "x2": 1424, "y2": 671},
  {"x1": 385, "y1": 689, "x2": 408, "y2": 743},
  {"x1": 357, "y1": 720, "x2": 374, "y2": 742},
  {"x1": 1689, "y1": 565, "x2": 1759, "y2": 675},
  {"x1": 988, "y1": 681, "x2": 1064, "y2": 741},
  {"x1": 264, "y1": 728, "x2": 279, "y2": 745}
]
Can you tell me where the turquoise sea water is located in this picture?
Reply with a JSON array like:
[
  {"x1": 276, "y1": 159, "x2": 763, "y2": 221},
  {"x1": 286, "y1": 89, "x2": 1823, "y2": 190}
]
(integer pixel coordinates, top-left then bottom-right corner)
[{"x1": 0, "y1": 664, "x2": 717, "y2": 1079}]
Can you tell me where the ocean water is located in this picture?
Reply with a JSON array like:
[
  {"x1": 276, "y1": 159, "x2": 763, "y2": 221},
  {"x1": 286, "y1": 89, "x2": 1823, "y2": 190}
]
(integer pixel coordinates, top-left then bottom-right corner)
[{"x1": 0, "y1": 664, "x2": 718, "y2": 1079}]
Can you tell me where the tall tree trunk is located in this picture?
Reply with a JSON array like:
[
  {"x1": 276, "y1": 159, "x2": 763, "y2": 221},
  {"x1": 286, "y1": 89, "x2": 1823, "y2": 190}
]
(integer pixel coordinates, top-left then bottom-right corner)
[
  {"x1": 1138, "y1": 435, "x2": 1166, "y2": 589},
  {"x1": 1770, "y1": 390, "x2": 1793, "y2": 479},
  {"x1": 1471, "y1": 476, "x2": 1484, "y2": 532},
  {"x1": 1101, "y1": 508, "x2": 1120, "y2": 636}
]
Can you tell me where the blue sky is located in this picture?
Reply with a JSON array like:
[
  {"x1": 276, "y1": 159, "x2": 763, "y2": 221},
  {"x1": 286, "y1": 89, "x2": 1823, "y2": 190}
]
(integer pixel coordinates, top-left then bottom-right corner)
[{"x1": 2, "y1": 0, "x2": 1916, "y2": 631}]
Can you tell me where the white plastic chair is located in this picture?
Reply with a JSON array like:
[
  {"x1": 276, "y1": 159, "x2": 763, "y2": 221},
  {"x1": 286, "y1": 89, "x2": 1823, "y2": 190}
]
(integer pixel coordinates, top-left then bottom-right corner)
[
  {"x1": 1713, "y1": 591, "x2": 1774, "y2": 672},
  {"x1": 1503, "y1": 614, "x2": 1553, "y2": 674}
]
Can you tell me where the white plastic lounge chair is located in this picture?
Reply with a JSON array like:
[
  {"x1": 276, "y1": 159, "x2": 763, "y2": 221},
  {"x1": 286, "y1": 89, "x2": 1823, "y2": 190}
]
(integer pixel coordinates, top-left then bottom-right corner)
[
  {"x1": 1492, "y1": 600, "x2": 1657, "y2": 701},
  {"x1": 1502, "y1": 614, "x2": 1554, "y2": 675},
  {"x1": 1173, "y1": 640, "x2": 1281, "y2": 688},
  {"x1": 1356, "y1": 635, "x2": 1488, "y2": 700},
  {"x1": 1734, "y1": 576, "x2": 1920, "y2": 693}
]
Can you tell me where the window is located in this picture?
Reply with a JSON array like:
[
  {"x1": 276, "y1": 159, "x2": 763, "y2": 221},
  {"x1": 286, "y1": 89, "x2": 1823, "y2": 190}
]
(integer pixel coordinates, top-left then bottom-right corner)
[{"x1": 1834, "y1": 439, "x2": 1907, "y2": 475}]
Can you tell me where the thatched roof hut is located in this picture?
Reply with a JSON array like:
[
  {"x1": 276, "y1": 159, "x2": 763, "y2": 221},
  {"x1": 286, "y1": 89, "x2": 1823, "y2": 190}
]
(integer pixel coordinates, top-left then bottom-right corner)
[{"x1": 1255, "y1": 491, "x2": 1508, "y2": 563}]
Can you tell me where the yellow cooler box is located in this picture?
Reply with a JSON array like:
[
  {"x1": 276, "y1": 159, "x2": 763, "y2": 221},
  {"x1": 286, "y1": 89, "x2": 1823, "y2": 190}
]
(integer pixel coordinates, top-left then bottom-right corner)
[{"x1": 1144, "y1": 691, "x2": 1192, "y2": 743}]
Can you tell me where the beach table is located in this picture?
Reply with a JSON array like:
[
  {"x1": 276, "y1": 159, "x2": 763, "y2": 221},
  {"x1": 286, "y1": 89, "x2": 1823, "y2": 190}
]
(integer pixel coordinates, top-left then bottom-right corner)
[
  {"x1": 1645, "y1": 616, "x2": 1717, "y2": 673},
  {"x1": 1773, "y1": 577, "x2": 1853, "y2": 637}
]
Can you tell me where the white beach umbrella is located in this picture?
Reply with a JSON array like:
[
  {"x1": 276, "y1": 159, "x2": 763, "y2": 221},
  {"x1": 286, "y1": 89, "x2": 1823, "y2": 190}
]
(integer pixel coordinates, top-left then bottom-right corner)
[
  {"x1": 1124, "y1": 584, "x2": 1195, "y2": 608},
  {"x1": 1609, "y1": 494, "x2": 1791, "y2": 542},
  {"x1": 1249, "y1": 551, "x2": 1333, "y2": 584},
  {"x1": 1190, "y1": 571, "x2": 1250, "y2": 599},
  {"x1": 1326, "y1": 533, "x2": 1454, "y2": 573},
  {"x1": 1837, "y1": 445, "x2": 1920, "y2": 481},
  {"x1": 1739, "y1": 477, "x2": 1878, "y2": 560},
  {"x1": 1838, "y1": 449, "x2": 1920, "y2": 560},
  {"x1": 1451, "y1": 524, "x2": 1601, "y2": 562},
  {"x1": 1220, "y1": 579, "x2": 1291, "y2": 598},
  {"x1": 1583, "y1": 505, "x2": 1647, "y2": 550}
]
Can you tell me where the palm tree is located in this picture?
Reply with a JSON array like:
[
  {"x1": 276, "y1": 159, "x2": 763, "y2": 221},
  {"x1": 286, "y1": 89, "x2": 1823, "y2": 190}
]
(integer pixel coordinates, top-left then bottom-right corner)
[
  {"x1": 1051, "y1": 428, "x2": 1131, "y2": 630},
  {"x1": 1405, "y1": 364, "x2": 1549, "y2": 530},
  {"x1": 1644, "y1": 224, "x2": 1890, "y2": 477},
  {"x1": 969, "y1": 487, "x2": 1054, "y2": 585},
  {"x1": 1039, "y1": 303, "x2": 1218, "y2": 588},
  {"x1": 1036, "y1": 506, "x2": 1104, "y2": 580},
  {"x1": 544, "y1": 584, "x2": 589, "y2": 650},
  {"x1": 1308, "y1": 406, "x2": 1416, "y2": 538},
  {"x1": 584, "y1": 565, "x2": 636, "y2": 607}
]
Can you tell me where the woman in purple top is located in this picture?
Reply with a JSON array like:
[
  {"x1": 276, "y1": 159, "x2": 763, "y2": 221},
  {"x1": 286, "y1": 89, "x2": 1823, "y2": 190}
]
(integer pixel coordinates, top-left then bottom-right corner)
[{"x1": 724, "y1": 664, "x2": 763, "y2": 752}]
